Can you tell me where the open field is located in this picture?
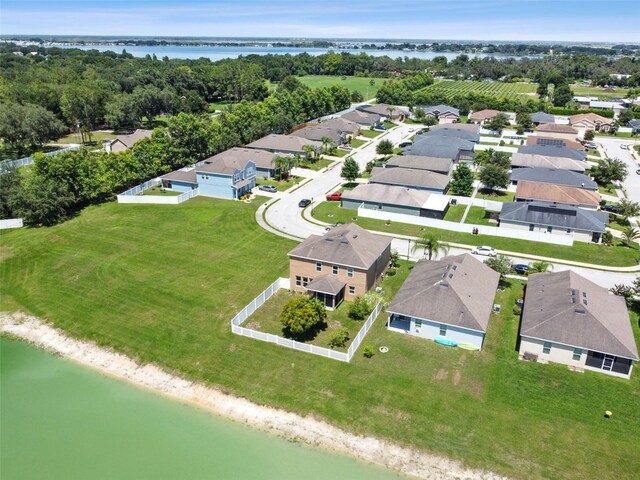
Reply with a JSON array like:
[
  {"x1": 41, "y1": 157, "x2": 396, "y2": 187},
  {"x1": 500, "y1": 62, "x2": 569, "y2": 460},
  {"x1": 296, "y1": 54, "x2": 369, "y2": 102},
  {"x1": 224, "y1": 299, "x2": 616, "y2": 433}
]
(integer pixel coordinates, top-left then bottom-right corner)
[
  {"x1": 418, "y1": 80, "x2": 538, "y2": 100},
  {"x1": 297, "y1": 76, "x2": 382, "y2": 99},
  {"x1": 1, "y1": 199, "x2": 640, "y2": 480},
  {"x1": 312, "y1": 202, "x2": 640, "y2": 266},
  {"x1": 571, "y1": 85, "x2": 630, "y2": 100}
]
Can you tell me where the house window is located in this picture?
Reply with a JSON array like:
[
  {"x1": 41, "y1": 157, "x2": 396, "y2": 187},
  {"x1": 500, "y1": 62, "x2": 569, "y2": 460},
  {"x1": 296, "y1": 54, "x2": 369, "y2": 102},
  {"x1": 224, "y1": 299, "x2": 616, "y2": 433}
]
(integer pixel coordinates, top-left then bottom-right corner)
[
  {"x1": 295, "y1": 276, "x2": 302, "y2": 286},
  {"x1": 332, "y1": 265, "x2": 338, "y2": 275},
  {"x1": 348, "y1": 286, "x2": 355, "y2": 295},
  {"x1": 414, "y1": 319, "x2": 422, "y2": 332},
  {"x1": 543, "y1": 342, "x2": 552, "y2": 354},
  {"x1": 567, "y1": 229, "x2": 572, "y2": 234},
  {"x1": 572, "y1": 348, "x2": 582, "y2": 361},
  {"x1": 316, "y1": 261, "x2": 322, "y2": 272},
  {"x1": 347, "y1": 267, "x2": 354, "y2": 278},
  {"x1": 302, "y1": 277, "x2": 310, "y2": 287},
  {"x1": 529, "y1": 224, "x2": 534, "y2": 232},
  {"x1": 439, "y1": 324, "x2": 447, "y2": 336}
]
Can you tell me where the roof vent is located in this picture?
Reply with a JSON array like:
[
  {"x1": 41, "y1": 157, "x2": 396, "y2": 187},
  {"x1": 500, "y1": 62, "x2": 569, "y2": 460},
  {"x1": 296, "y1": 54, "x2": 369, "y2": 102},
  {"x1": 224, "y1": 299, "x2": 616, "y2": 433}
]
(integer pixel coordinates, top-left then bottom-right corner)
[
  {"x1": 440, "y1": 281, "x2": 449, "y2": 288},
  {"x1": 352, "y1": 234, "x2": 358, "y2": 239},
  {"x1": 575, "y1": 308, "x2": 586, "y2": 314},
  {"x1": 583, "y1": 299, "x2": 588, "y2": 306},
  {"x1": 449, "y1": 273, "x2": 454, "y2": 279}
]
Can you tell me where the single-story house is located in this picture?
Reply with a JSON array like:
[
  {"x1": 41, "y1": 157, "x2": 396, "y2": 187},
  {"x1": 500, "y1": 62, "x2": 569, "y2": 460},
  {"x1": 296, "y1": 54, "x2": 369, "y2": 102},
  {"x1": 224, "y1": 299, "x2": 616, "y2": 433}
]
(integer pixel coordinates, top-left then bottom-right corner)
[
  {"x1": 509, "y1": 167, "x2": 597, "y2": 190},
  {"x1": 519, "y1": 270, "x2": 639, "y2": 379},
  {"x1": 429, "y1": 123, "x2": 480, "y2": 135},
  {"x1": 324, "y1": 117, "x2": 360, "y2": 136},
  {"x1": 628, "y1": 119, "x2": 640, "y2": 134},
  {"x1": 161, "y1": 168, "x2": 198, "y2": 192},
  {"x1": 387, "y1": 254, "x2": 500, "y2": 350},
  {"x1": 341, "y1": 110, "x2": 382, "y2": 127},
  {"x1": 589, "y1": 100, "x2": 625, "y2": 115},
  {"x1": 526, "y1": 136, "x2": 584, "y2": 151},
  {"x1": 193, "y1": 154, "x2": 256, "y2": 199},
  {"x1": 200, "y1": 147, "x2": 287, "y2": 179},
  {"x1": 415, "y1": 105, "x2": 460, "y2": 124},
  {"x1": 384, "y1": 155, "x2": 453, "y2": 175},
  {"x1": 510, "y1": 153, "x2": 587, "y2": 173},
  {"x1": 357, "y1": 103, "x2": 408, "y2": 121},
  {"x1": 405, "y1": 136, "x2": 475, "y2": 162},
  {"x1": 288, "y1": 223, "x2": 392, "y2": 309},
  {"x1": 535, "y1": 123, "x2": 579, "y2": 141},
  {"x1": 246, "y1": 134, "x2": 322, "y2": 156},
  {"x1": 530, "y1": 112, "x2": 555, "y2": 125},
  {"x1": 341, "y1": 183, "x2": 450, "y2": 219},
  {"x1": 515, "y1": 181, "x2": 601, "y2": 209},
  {"x1": 105, "y1": 129, "x2": 153, "y2": 153},
  {"x1": 420, "y1": 125, "x2": 480, "y2": 143},
  {"x1": 291, "y1": 125, "x2": 345, "y2": 145},
  {"x1": 369, "y1": 166, "x2": 450, "y2": 193},
  {"x1": 499, "y1": 201, "x2": 608, "y2": 243},
  {"x1": 517, "y1": 144, "x2": 586, "y2": 161},
  {"x1": 468, "y1": 109, "x2": 502, "y2": 124},
  {"x1": 569, "y1": 113, "x2": 613, "y2": 132}
]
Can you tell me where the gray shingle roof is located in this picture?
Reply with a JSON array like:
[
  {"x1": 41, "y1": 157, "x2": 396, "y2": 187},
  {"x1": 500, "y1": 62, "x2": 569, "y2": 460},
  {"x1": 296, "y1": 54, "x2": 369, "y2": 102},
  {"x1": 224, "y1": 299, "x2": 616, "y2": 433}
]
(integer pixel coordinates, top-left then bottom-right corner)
[
  {"x1": 342, "y1": 183, "x2": 448, "y2": 210},
  {"x1": 531, "y1": 112, "x2": 555, "y2": 124},
  {"x1": 510, "y1": 168, "x2": 596, "y2": 190},
  {"x1": 113, "y1": 129, "x2": 153, "y2": 148},
  {"x1": 369, "y1": 167, "x2": 450, "y2": 191},
  {"x1": 288, "y1": 223, "x2": 391, "y2": 269},
  {"x1": 357, "y1": 103, "x2": 408, "y2": 117},
  {"x1": 324, "y1": 117, "x2": 360, "y2": 134},
  {"x1": 385, "y1": 155, "x2": 453, "y2": 174},
  {"x1": 417, "y1": 105, "x2": 460, "y2": 116},
  {"x1": 499, "y1": 201, "x2": 608, "y2": 233},
  {"x1": 510, "y1": 153, "x2": 587, "y2": 172},
  {"x1": 246, "y1": 134, "x2": 321, "y2": 153},
  {"x1": 522, "y1": 271, "x2": 639, "y2": 360},
  {"x1": 422, "y1": 127, "x2": 480, "y2": 143},
  {"x1": 305, "y1": 275, "x2": 346, "y2": 295},
  {"x1": 341, "y1": 110, "x2": 381, "y2": 126},
  {"x1": 518, "y1": 145, "x2": 586, "y2": 161},
  {"x1": 162, "y1": 168, "x2": 197, "y2": 184},
  {"x1": 291, "y1": 125, "x2": 344, "y2": 144},
  {"x1": 198, "y1": 147, "x2": 282, "y2": 171},
  {"x1": 387, "y1": 254, "x2": 500, "y2": 332},
  {"x1": 405, "y1": 135, "x2": 475, "y2": 159}
]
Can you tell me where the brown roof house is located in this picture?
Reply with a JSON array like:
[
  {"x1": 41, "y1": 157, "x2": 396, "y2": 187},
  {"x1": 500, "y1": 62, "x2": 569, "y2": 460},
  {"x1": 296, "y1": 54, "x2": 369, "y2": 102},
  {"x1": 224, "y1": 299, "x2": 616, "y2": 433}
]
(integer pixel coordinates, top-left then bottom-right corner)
[
  {"x1": 526, "y1": 136, "x2": 584, "y2": 151},
  {"x1": 341, "y1": 110, "x2": 381, "y2": 127},
  {"x1": 288, "y1": 224, "x2": 392, "y2": 309},
  {"x1": 200, "y1": 147, "x2": 289, "y2": 179},
  {"x1": 291, "y1": 125, "x2": 346, "y2": 145},
  {"x1": 105, "y1": 129, "x2": 153, "y2": 153},
  {"x1": 357, "y1": 103, "x2": 409, "y2": 121},
  {"x1": 387, "y1": 254, "x2": 500, "y2": 350},
  {"x1": 246, "y1": 134, "x2": 322, "y2": 156},
  {"x1": 369, "y1": 167, "x2": 450, "y2": 194},
  {"x1": 324, "y1": 117, "x2": 360, "y2": 136},
  {"x1": 569, "y1": 113, "x2": 613, "y2": 132},
  {"x1": 510, "y1": 153, "x2": 587, "y2": 173},
  {"x1": 468, "y1": 109, "x2": 502, "y2": 124},
  {"x1": 515, "y1": 181, "x2": 600, "y2": 209},
  {"x1": 519, "y1": 270, "x2": 639, "y2": 379},
  {"x1": 535, "y1": 123, "x2": 579, "y2": 141}
]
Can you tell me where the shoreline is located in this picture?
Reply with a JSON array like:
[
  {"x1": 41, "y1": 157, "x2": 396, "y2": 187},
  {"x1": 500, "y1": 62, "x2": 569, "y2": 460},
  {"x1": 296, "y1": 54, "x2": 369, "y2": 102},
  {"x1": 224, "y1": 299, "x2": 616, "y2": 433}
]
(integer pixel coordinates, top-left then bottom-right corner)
[{"x1": 1, "y1": 312, "x2": 508, "y2": 480}]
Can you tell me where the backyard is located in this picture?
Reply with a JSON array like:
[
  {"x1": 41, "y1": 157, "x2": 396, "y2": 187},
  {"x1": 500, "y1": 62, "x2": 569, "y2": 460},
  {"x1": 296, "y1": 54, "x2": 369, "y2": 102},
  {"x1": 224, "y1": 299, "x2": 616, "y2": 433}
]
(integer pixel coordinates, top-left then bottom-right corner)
[
  {"x1": 443, "y1": 204, "x2": 466, "y2": 222},
  {"x1": 1, "y1": 199, "x2": 639, "y2": 480},
  {"x1": 464, "y1": 206, "x2": 497, "y2": 226},
  {"x1": 141, "y1": 186, "x2": 182, "y2": 196},
  {"x1": 476, "y1": 189, "x2": 515, "y2": 202}
]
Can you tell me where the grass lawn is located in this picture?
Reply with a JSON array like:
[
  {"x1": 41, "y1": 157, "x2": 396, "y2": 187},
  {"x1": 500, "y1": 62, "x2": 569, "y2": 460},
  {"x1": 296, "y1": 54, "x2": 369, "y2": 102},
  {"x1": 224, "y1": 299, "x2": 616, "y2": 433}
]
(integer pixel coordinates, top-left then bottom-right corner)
[
  {"x1": 571, "y1": 85, "x2": 631, "y2": 100},
  {"x1": 296, "y1": 75, "x2": 382, "y2": 100},
  {"x1": 587, "y1": 148, "x2": 601, "y2": 157},
  {"x1": 382, "y1": 121, "x2": 396, "y2": 129},
  {"x1": 360, "y1": 129, "x2": 383, "y2": 139},
  {"x1": 312, "y1": 202, "x2": 640, "y2": 266},
  {"x1": 141, "y1": 186, "x2": 182, "y2": 196},
  {"x1": 256, "y1": 176, "x2": 302, "y2": 191},
  {"x1": 476, "y1": 189, "x2": 515, "y2": 203},
  {"x1": 350, "y1": 138, "x2": 367, "y2": 148},
  {"x1": 443, "y1": 204, "x2": 466, "y2": 222},
  {"x1": 598, "y1": 183, "x2": 616, "y2": 195},
  {"x1": 2, "y1": 201, "x2": 640, "y2": 479},
  {"x1": 332, "y1": 149, "x2": 349, "y2": 158},
  {"x1": 53, "y1": 131, "x2": 118, "y2": 145},
  {"x1": 464, "y1": 207, "x2": 496, "y2": 227},
  {"x1": 299, "y1": 158, "x2": 334, "y2": 171}
]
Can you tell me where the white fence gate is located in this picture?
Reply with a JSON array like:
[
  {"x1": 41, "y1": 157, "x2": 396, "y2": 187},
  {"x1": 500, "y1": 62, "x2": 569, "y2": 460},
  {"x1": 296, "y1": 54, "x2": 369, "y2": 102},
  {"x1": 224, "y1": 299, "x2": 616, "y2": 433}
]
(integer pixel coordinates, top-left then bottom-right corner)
[
  {"x1": 116, "y1": 178, "x2": 199, "y2": 204},
  {"x1": 0, "y1": 218, "x2": 23, "y2": 229}
]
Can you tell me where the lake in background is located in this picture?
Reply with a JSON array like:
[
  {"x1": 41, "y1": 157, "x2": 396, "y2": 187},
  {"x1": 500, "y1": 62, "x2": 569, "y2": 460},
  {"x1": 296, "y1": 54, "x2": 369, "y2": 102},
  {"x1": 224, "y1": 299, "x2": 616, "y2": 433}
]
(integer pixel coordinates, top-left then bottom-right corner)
[{"x1": 0, "y1": 337, "x2": 402, "y2": 480}]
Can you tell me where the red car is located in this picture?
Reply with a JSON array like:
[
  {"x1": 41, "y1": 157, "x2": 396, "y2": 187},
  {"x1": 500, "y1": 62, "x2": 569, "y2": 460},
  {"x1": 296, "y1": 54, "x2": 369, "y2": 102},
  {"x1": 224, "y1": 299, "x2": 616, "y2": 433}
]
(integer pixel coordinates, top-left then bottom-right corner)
[{"x1": 326, "y1": 192, "x2": 342, "y2": 201}]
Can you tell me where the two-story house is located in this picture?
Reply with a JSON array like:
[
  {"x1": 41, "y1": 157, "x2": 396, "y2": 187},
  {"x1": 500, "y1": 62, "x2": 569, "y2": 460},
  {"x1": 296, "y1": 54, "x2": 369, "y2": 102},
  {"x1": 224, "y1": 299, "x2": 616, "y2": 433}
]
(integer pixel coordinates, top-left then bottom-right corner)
[
  {"x1": 194, "y1": 155, "x2": 256, "y2": 200},
  {"x1": 287, "y1": 223, "x2": 392, "y2": 309}
]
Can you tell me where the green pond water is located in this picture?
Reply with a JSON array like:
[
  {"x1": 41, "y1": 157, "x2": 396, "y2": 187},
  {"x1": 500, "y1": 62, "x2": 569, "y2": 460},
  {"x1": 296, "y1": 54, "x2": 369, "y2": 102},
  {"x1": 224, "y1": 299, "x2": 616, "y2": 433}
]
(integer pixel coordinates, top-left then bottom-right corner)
[{"x1": 0, "y1": 337, "x2": 402, "y2": 480}]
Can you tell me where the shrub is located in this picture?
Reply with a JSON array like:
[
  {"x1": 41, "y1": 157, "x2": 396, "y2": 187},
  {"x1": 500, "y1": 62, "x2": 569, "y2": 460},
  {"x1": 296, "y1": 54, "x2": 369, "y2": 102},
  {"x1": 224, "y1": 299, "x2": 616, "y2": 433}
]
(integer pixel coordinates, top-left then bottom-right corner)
[
  {"x1": 328, "y1": 328, "x2": 349, "y2": 348},
  {"x1": 280, "y1": 296, "x2": 326, "y2": 335},
  {"x1": 602, "y1": 231, "x2": 614, "y2": 246},
  {"x1": 348, "y1": 296, "x2": 373, "y2": 320},
  {"x1": 389, "y1": 250, "x2": 400, "y2": 268},
  {"x1": 513, "y1": 305, "x2": 522, "y2": 316},
  {"x1": 363, "y1": 345, "x2": 374, "y2": 358},
  {"x1": 386, "y1": 268, "x2": 397, "y2": 277}
]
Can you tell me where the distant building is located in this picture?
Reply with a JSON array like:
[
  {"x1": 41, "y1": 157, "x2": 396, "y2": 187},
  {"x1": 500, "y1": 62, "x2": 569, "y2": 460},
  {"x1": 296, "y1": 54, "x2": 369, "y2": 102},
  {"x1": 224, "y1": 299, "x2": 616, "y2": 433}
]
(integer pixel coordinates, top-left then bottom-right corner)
[
  {"x1": 324, "y1": 117, "x2": 360, "y2": 136},
  {"x1": 510, "y1": 153, "x2": 587, "y2": 173},
  {"x1": 530, "y1": 112, "x2": 556, "y2": 125},
  {"x1": 468, "y1": 109, "x2": 502, "y2": 125},
  {"x1": 357, "y1": 103, "x2": 409, "y2": 121},
  {"x1": 291, "y1": 125, "x2": 345, "y2": 145},
  {"x1": 569, "y1": 113, "x2": 613, "y2": 133},
  {"x1": 526, "y1": 136, "x2": 584, "y2": 151},
  {"x1": 341, "y1": 110, "x2": 381, "y2": 127},
  {"x1": 105, "y1": 129, "x2": 153, "y2": 153},
  {"x1": 415, "y1": 105, "x2": 460, "y2": 124},
  {"x1": 369, "y1": 167, "x2": 450, "y2": 194},
  {"x1": 405, "y1": 136, "x2": 475, "y2": 162},
  {"x1": 535, "y1": 123, "x2": 579, "y2": 142},
  {"x1": 246, "y1": 134, "x2": 322, "y2": 156}
]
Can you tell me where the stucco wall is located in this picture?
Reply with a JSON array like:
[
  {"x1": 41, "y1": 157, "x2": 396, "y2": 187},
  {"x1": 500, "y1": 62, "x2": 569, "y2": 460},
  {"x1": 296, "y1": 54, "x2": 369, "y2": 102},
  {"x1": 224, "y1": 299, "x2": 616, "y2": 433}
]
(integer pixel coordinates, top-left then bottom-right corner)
[
  {"x1": 500, "y1": 220, "x2": 595, "y2": 243},
  {"x1": 519, "y1": 336, "x2": 586, "y2": 367},
  {"x1": 388, "y1": 314, "x2": 485, "y2": 349},
  {"x1": 289, "y1": 258, "x2": 369, "y2": 301}
]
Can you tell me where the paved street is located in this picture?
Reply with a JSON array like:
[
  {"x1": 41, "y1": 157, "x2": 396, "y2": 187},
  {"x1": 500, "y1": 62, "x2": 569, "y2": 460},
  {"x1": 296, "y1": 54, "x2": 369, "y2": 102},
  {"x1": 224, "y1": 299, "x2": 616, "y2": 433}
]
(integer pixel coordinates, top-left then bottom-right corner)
[{"x1": 598, "y1": 136, "x2": 640, "y2": 203}]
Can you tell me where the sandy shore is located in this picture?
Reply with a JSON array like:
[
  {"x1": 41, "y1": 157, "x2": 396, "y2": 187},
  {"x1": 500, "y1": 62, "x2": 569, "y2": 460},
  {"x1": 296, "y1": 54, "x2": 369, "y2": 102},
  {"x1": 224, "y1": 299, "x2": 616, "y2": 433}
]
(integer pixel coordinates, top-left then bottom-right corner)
[{"x1": 1, "y1": 312, "x2": 509, "y2": 480}]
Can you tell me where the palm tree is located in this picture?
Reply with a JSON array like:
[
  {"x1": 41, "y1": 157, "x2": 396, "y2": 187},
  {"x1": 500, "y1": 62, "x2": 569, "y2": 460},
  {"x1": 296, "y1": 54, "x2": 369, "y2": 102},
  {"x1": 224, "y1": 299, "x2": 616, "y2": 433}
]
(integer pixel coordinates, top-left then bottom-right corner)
[
  {"x1": 411, "y1": 233, "x2": 449, "y2": 260},
  {"x1": 272, "y1": 155, "x2": 300, "y2": 179},
  {"x1": 386, "y1": 106, "x2": 396, "y2": 122},
  {"x1": 321, "y1": 136, "x2": 335, "y2": 155},
  {"x1": 529, "y1": 261, "x2": 552, "y2": 273},
  {"x1": 621, "y1": 226, "x2": 640, "y2": 247},
  {"x1": 302, "y1": 144, "x2": 317, "y2": 162}
]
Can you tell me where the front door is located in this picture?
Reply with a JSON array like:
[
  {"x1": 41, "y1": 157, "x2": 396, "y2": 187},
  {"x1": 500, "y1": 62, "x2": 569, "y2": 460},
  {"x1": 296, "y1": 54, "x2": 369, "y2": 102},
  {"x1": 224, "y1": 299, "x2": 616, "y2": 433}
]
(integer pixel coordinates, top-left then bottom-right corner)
[{"x1": 602, "y1": 355, "x2": 615, "y2": 371}]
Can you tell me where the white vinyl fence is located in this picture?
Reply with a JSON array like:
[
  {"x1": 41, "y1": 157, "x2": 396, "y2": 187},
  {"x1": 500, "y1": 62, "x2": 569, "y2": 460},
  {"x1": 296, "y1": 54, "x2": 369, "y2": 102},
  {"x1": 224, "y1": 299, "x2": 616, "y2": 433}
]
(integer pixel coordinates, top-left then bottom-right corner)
[
  {"x1": 116, "y1": 178, "x2": 199, "y2": 204},
  {"x1": 0, "y1": 218, "x2": 23, "y2": 229},
  {"x1": 231, "y1": 277, "x2": 383, "y2": 362},
  {"x1": 358, "y1": 206, "x2": 574, "y2": 246},
  {"x1": 0, "y1": 145, "x2": 80, "y2": 172}
]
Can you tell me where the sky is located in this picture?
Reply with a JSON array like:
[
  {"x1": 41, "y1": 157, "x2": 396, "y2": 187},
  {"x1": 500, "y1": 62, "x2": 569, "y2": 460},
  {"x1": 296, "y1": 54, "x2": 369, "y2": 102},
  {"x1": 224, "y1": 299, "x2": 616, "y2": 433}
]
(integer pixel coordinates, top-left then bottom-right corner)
[{"x1": 1, "y1": 0, "x2": 639, "y2": 43}]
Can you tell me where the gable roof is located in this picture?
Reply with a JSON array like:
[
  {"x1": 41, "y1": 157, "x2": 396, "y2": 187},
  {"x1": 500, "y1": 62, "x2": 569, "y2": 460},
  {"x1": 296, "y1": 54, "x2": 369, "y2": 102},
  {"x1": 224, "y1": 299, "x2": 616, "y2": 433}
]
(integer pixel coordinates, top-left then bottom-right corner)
[
  {"x1": 324, "y1": 117, "x2": 360, "y2": 134},
  {"x1": 517, "y1": 144, "x2": 586, "y2": 161},
  {"x1": 369, "y1": 167, "x2": 450, "y2": 191},
  {"x1": 499, "y1": 201, "x2": 608, "y2": 233},
  {"x1": 417, "y1": 105, "x2": 460, "y2": 117},
  {"x1": 162, "y1": 168, "x2": 197, "y2": 184},
  {"x1": 531, "y1": 112, "x2": 555, "y2": 124},
  {"x1": 522, "y1": 271, "x2": 639, "y2": 360},
  {"x1": 510, "y1": 153, "x2": 587, "y2": 173},
  {"x1": 387, "y1": 254, "x2": 500, "y2": 333},
  {"x1": 569, "y1": 113, "x2": 613, "y2": 126},
  {"x1": 291, "y1": 125, "x2": 344, "y2": 144},
  {"x1": 515, "y1": 181, "x2": 600, "y2": 208},
  {"x1": 421, "y1": 127, "x2": 480, "y2": 143},
  {"x1": 385, "y1": 155, "x2": 453, "y2": 174},
  {"x1": 526, "y1": 136, "x2": 584, "y2": 150},
  {"x1": 198, "y1": 147, "x2": 283, "y2": 171},
  {"x1": 341, "y1": 110, "x2": 381, "y2": 125},
  {"x1": 196, "y1": 151, "x2": 255, "y2": 175},
  {"x1": 469, "y1": 109, "x2": 502, "y2": 122},
  {"x1": 510, "y1": 167, "x2": 596, "y2": 190},
  {"x1": 357, "y1": 103, "x2": 408, "y2": 117},
  {"x1": 341, "y1": 183, "x2": 450, "y2": 211},
  {"x1": 246, "y1": 134, "x2": 322, "y2": 153},
  {"x1": 536, "y1": 123, "x2": 578, "y2": 134},
  {"x1": 112, "y1": 129, "x2": 153, "y2": 148},
  {"x1": 288, "y1": 223, "x2": 391, "y2": 269}
]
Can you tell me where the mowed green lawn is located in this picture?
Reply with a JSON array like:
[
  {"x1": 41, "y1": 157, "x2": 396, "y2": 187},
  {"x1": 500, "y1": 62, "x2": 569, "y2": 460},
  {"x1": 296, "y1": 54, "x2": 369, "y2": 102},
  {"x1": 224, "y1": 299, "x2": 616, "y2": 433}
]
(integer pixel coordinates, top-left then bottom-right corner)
[
  {"x1": 297, "y1": 75, "x2": 383, "y2": 99},
  {"x1": 1, "y1": 199, "x2": 640, "y2": 480}
]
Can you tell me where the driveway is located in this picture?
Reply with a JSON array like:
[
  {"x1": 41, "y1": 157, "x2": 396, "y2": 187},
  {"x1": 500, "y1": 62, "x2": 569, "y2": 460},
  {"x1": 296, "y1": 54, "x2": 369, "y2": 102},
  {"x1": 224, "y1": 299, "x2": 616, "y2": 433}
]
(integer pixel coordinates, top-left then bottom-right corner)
[{"x1": 597, "y1": 136, "x2": 640, "y2": 203}]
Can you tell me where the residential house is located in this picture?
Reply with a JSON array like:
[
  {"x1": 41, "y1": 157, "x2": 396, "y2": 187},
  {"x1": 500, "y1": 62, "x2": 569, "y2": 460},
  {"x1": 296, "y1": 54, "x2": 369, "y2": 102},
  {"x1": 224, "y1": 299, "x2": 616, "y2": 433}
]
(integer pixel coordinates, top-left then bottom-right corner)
[
  {"x1": 530, "y1": 112, "x2": 556, "y2": 125},
  {"x1": 387, "y1": 254, "x2": 500, "y2": 350},
  {"x1": 105, "y1": 129, "x2": 153, "y2": 153},
  {"x1": 160, "y1": 168, "x2": 198, "y2": 192},
  {"x1": 384, "y1": 155, "x2": 453, "y2": 175},
  {"x1": 357, "y1": 103, "x2": 409, "y2": 121},
  {"x1": 526, "y1": 136, "x2": 584, "y2": 151},
  {"x1": 517, "y1": 144, "x2": 586, "y2": 161},
  {"x1": 369, "y1": 167, "x2": 450, "y2": 194},
  {"x1": 515, "y1": 181, "x2": 601, "y2": 209},
  {"x1": 510, "y1": 153, "x2": 587, "y2": 173},
  {"x1": 628, "y1": 119, "x2": 640, "y2": 134},
  {"x1": 193, "y1": 154, "x2": 256, "y2": 199},
  {"x1": 246, "y1": 134, "x2": 322, "y2": 156},
  {"x1": 202, "y1": 147, "x2": 287, "y2": 179},
  {"x1": 415, "y1": 105, "x2": 460, "y2": 124},
  {"x1": 569, "y1": 113, "x2": 613, "y2": 132},
  {"x1": 509, "y1": 168, "x2": 597, "y2": 190},
  {"x1": 341, "y1": 183, "x2": 450, "y2": 219},
  {"x1": 468, "y1": 109, "x2": 502, "y2": 124},
  {"x1": 420, "y1": 125, "x2": 480, "y2": 143},
  {"x1": 291, "y1": 125, "x2": 345, "y2": 145},
  {"x1": 288, "y1": 223, "x2": 392, "y2": 309},
  {"x1": 341, "y1": 110, "x2": 382, "y2": 127},
  {"x1": 519, "y1": 270, "x2": 638, "y2": 379},
  {"x1": 535, "y1": 123, "x2": 579, "y2": 142},
  {"x1": 405, "y1": 136, "x2": 475, "y2": 162},
  {"x1": 589, "y1": 100, "x2": 625, "y2": 116},
  {"x1": 324, "y1": 117, "x2": 360, "y2": 137},
  {"x1": 499, "y1": 201, "x2": 608, "y2": 243}
]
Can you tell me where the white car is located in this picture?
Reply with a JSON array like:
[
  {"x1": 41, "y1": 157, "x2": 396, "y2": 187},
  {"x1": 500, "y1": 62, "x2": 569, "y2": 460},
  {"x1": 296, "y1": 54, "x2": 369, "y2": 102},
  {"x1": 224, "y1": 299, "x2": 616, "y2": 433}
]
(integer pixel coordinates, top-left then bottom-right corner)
[
  {"x1": 620, "y1": 144, "x2": 628, "y2": 150},
  {"x1": 471, "y1": 246, "x2": 497, "y2": 257}
]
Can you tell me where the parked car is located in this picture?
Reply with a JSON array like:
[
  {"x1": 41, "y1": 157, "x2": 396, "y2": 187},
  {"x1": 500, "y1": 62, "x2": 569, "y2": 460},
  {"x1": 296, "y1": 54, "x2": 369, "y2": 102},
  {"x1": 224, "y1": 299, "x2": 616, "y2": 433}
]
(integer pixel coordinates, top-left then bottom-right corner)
[
  {"x1": 398, "y1": 141, "x2": 412, "y2": 147},
  {"x1": 471, "y1": 246, "x2": 497, "y2": 257},
  {"x1": 513, "y1": 264, "x2": 530, "y2": 275},
  {"x1": 583, "y1": 142, "x2": 598, "y2": 149},
  {"x1": 326, "y1": 192, "x2": 342, "y2": 201},
  {"x1": 298, "y1": 198, "x2": 311, "y2": 208},
  {"x1": 620, "y1": 144, "x2": 628, "y2": 150},
  {"x1": 258, "y1": 185, "x2": 278, "y2": 193},
  {"x1": 601, "y1": 204, "x2": 619, "y2": 213},
  {"x1": 374, "y1": 125, "x2": 386, "y2": 131},
  {"x1": 408, "y1": 127, "x2": 415, "y2": 132},
  {"x1": 636, "y1": 169, "x2": 640, "y2": 175}
]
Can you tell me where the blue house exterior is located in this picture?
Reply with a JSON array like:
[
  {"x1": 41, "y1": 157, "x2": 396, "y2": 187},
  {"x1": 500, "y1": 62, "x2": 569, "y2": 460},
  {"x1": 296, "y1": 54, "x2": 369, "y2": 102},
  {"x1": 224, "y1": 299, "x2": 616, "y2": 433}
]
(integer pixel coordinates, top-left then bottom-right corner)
[
  {"x1": 161, "y1": 169, "x2": 198, "y2": 193},
  {"x1": 195, "y1": 160, "x2": 256, "y2": 199}
]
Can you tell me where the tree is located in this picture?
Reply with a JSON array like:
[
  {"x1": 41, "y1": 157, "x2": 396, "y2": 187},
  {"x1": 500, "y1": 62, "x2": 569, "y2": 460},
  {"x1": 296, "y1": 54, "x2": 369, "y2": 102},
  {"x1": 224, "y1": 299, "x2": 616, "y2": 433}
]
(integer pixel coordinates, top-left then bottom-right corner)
[
  {"x1": 484, "y1": 254, "x2": 512, "y2": 277},
  {"x1": 413, "y1": 107, "x2": 426, "y2": 122},
  {"x1": 618, "y1": 199, "x2": 640, "y2": 221},
  {"x1": 412, "y1": 233, "x2": 449, "y2": 260},
  {"x1": 104, "y1": 94, "x2": 138, "y2": 131},
  {"x1": 279, "y1": 296, "x2": 326, "y2": 335},
  {"x1": 328, "y1": 328, "x2": 349, "y2": 348},
  {"x1": 303, "y1": 144, "x2": 318, "y2": 161},
  {"x1": 610, "y1": 284, "x2": 635, "y2": 305},
  {"x1": 278, "y1": 76, "x2": 303, "y2": 92},
  {"x1": 593, "y1": 157, "x2": 628, "y2": 185},
  {"x1": 486, "y1": 113, "x2": 510, "y2": 133},
  {"x1": 273, "y1": 154, "x2": 300, "y2": 178},
  {"x1": 473, "y1": 148, "x2": 510, "y2": 169},
  {"x1": 321, "y1": 136, "x2": 335, "y2": 154},
  {"x1": 479, "y1": 164, "x2": 509, "y2": 191},
  {"x1": 617, "y1": 109, "x2": 634, "y2": 126},
  {"x1": 448, "y1": 163, "x2": 474, "y2": 196},
  {"x1": 0, "y1": 102, "x2": 65, "y2": 154},
  {"x1": 351, "y1": 90, "x2": 364, "y2": 103},
  {"x1": 621, "y1": 226, "x2": 640, "y2": 247},
  {"x1": 376, "y1": 139, "x2": 394, "y2": 155},
  {"x1": 529, "y1": 261, "x2": 552, "y2": 273},
  {"x1": 341, "y1": 157, "x2": 360, "y2": 184},
  {"x1": 348, "y1": 296, "x2": 373, "y2": 320},
  {"x1": 515, "y1": 112, "x2": 533, "y2": 130},
  {"x1": 552, "y1": 83, "x2": 573, "y2": 106},
  {"x1": 584, "y1": 130, "x2": 595, "y2": 141},
  {"x1": 13, "y1": 175, "x2": 75, "y2": 226},
  {"x1": 423, "y1": 115, "x2": 438, "y2": 126},
  {"x1": 389, "y1": 250, "x2": 400, "y2": 268}
]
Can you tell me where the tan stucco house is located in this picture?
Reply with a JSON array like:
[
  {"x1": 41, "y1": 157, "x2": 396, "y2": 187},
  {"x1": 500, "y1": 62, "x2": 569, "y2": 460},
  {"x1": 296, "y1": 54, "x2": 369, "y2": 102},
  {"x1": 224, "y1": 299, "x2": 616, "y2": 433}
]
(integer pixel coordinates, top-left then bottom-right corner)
[
  {"x1": 569, "y1": 113, "x2": 613, "y2": 132},
  {"x1": 105, "y1": 129, "x2": 153, "y2": 153}
]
